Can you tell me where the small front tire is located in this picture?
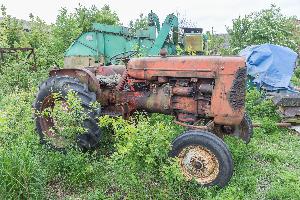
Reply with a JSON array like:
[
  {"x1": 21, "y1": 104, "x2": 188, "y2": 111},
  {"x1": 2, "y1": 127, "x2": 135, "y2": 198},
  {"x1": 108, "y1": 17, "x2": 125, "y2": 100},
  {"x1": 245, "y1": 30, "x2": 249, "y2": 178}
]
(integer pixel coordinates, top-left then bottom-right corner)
[{"x1": 170, "y1": 130, "x2": 233, "y2": 188}]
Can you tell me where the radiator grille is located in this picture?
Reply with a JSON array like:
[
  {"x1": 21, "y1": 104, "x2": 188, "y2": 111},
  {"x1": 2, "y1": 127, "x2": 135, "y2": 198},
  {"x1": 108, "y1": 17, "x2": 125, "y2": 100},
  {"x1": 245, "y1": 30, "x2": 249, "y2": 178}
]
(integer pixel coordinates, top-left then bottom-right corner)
[{"x1": 229, "y1": 68, "x2": 246, "y2": 110}]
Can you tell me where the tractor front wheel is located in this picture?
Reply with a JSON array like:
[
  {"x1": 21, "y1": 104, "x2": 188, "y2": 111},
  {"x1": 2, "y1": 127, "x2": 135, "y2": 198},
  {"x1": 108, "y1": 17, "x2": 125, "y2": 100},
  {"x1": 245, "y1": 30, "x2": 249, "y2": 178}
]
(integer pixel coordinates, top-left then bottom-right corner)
[{"x1": 170, "y1": 130, "x2": 233, "y2": 188}]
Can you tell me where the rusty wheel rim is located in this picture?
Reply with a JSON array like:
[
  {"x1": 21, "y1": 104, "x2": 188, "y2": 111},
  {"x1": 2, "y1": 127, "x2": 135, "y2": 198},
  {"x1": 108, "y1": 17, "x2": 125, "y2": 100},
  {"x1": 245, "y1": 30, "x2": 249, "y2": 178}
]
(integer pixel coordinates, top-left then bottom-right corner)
[
  {"x1": 39, "y1": 95, "x2": 70, "y2": 148},
  {"x1": 178, "y1": 145, "x2": 219, "y2": 184}
]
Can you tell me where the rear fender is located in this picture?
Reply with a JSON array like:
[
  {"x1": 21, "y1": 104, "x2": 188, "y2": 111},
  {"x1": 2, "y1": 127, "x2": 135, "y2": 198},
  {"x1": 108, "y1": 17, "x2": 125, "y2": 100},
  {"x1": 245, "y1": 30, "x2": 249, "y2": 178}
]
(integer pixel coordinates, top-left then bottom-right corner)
[{"x1": 49, "y1": 67, "x2": 101, "y2": 95}]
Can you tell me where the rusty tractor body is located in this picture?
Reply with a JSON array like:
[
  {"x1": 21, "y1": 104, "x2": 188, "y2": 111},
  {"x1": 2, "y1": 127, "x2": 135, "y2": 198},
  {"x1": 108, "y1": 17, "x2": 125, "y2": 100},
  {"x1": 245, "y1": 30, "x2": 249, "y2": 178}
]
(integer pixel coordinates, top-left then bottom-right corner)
[
  {"x1": 34, "y1": 54, "x2": 252, "y2": 188},
  {"x1": 51, "y1": 56, "x2": 246, "y2": 127}
]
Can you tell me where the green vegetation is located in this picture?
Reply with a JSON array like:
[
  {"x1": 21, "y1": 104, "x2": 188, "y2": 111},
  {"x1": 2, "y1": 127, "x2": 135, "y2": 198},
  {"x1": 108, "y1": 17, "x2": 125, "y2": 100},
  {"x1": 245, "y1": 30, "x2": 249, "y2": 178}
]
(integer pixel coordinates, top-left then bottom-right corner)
[
  {"x1": 39, "y1": 91, "x2": 90, "y2": 149},
  {"x1": 227, "y1": 4, "x2": 300, "y2": 54},
  {"x1": 0, "y1": 4, "x2": 299, "y2": 200},
  {"x1": 206, "y1": 4, "x2": 300, "y2": 56},
  {"x1": 129, "y1": 13, "x2": 148, "y2": 34}
]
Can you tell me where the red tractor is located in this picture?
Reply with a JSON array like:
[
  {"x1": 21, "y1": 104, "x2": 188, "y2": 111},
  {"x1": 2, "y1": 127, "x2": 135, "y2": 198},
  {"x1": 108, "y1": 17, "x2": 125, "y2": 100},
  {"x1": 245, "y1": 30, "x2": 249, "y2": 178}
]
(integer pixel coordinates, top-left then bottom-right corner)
[{"x1": 33, "y1": 53, "x2": 252, "y2": 187}]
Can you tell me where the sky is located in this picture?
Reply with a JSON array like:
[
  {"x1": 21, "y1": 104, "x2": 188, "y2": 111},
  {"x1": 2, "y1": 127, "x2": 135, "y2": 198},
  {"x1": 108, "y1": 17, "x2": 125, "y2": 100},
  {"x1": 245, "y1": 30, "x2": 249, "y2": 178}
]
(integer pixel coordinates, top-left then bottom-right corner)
[{"x1": 0, "y1": 0, "x2": 299, "y2": 34}]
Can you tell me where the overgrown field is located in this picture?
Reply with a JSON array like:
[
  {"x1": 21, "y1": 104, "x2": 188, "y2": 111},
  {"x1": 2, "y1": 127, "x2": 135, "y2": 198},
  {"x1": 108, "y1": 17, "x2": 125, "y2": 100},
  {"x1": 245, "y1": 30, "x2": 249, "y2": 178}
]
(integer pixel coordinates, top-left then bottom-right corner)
[
  {"x1": 0, "y1": 66, "x2": 300, "y2": 200},
  {"x1": 1, "y1": 4, "x2": 300, "y2": 200}
]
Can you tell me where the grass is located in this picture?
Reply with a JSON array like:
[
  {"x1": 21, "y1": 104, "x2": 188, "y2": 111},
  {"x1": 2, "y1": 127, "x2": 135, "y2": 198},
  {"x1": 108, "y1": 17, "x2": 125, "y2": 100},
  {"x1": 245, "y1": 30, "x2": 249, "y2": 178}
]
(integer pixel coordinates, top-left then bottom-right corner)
[
  {"x1": 0, "y1": 90, "x2": 299, "y2": 200},
  {"x1": 0, "y1": 82, "x2": 299, "y2": 199}
]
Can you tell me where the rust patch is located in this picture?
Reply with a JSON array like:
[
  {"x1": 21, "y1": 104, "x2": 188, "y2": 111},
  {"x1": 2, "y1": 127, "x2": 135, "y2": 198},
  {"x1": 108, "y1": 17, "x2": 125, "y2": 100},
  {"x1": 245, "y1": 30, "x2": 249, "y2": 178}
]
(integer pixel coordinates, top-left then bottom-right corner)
[
  {"x1": 178, "y1": 145, "x2": 219, "y2": 184},
  {"x1": 39, "y1": 95, "x2": 69, "y2": 148}
]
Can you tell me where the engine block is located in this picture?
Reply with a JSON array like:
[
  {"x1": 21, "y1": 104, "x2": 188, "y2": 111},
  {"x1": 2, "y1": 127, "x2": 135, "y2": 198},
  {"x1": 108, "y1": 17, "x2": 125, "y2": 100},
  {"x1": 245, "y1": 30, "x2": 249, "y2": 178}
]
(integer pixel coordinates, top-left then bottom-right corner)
[{"x1": 93, "y1": 56, "x2": 247, "y2": 126}]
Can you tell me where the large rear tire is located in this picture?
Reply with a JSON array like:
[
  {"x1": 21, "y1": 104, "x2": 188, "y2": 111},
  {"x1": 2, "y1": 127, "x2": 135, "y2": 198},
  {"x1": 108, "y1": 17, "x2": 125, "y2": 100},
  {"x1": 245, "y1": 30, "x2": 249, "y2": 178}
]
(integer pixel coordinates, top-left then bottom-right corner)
[
  {"x1": 33, "y1": 76, "x2": 101, "y2": 151},
  {"x1": 170, "y1": 130, "x2": 233, "y2": 188}
]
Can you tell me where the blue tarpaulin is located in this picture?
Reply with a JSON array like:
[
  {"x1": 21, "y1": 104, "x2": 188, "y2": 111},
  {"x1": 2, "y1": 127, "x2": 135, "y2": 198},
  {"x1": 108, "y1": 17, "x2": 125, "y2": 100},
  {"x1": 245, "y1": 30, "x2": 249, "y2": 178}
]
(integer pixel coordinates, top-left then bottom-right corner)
[{"x1": 239, "y1": 44, "x2": 298, "y2": 91}]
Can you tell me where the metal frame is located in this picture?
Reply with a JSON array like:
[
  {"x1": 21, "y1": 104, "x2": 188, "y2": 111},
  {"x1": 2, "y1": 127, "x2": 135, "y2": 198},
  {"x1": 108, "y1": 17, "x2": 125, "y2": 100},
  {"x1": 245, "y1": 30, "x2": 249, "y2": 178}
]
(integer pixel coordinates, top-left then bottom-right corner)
[{"x1": 0, "y1": 47, "x2": 37, "y2": 69}]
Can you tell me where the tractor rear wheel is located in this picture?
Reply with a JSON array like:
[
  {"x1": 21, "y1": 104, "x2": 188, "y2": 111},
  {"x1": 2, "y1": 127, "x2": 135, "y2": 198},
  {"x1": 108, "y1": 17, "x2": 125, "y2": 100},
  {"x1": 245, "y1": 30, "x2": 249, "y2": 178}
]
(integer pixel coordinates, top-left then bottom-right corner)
[
  {"x1": 170, "y1": 130, "x2": 233, "y2": 188},
  {"x1": 33, "y1": 76, "x2": 101, "y2": 151}
]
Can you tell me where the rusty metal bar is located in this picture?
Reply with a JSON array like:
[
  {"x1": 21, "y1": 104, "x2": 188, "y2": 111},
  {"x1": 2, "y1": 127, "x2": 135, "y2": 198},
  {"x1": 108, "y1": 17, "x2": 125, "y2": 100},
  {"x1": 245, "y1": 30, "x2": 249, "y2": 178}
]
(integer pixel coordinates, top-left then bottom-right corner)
[
  {"x1": 252, "y1": 122, "x2": 292, "y2": 127},
  {"x1": 174, "y1": 120, "x2": 209, "y2": 130},
  {"x1": 0, "y1": 47, "x2": 37, "y2": 70},
  {"x1": 0, "y1": 47, "x2": 35, "y2": 52}
]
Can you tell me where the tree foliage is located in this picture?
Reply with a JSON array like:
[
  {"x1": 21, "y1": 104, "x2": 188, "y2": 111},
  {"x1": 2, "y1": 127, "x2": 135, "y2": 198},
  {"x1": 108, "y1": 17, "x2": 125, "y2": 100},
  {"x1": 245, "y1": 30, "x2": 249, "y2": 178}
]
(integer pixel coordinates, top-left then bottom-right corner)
[
  {"x1": 51, "y1": 4, "x2": 119, "y2": 64},
  {"x1": 205, "y1": 31, "x2": 232, "y2": 55},
  {"x1": 227, "y1": 4, "x2": 300, "y2": 54},
  {"x1": 0, "y1": 5, "x2": 26, "y2": 48},
  {"x1": 129, "y1": 13, "x2": 148, "y2": 34},
  {"x1": 0, "y1": 4, "x2": 119, "y2": 67}
]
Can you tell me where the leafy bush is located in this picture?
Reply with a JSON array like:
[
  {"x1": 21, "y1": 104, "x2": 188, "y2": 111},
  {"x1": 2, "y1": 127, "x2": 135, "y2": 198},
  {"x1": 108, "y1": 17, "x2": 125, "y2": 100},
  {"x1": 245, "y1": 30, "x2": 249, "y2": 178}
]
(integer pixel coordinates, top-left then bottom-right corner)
[
  {"x1": 39, "y1": 91, "x2": 89, "y2": 148},
  {"x1": 0, "y1": 90, "x2": 36, "y2": 145},
  {"x1": 99, "y1": 114, "x2": 181, "y2": 173},
  {"x1": 227, "y1": 4, "x2": 300, "y2": 54},
  {"x1": 246, "y1": 89, "x2": 280, "y2": 122},
  {"x1": 0, "y1": 61, "x2": 47, "y2": 96}
]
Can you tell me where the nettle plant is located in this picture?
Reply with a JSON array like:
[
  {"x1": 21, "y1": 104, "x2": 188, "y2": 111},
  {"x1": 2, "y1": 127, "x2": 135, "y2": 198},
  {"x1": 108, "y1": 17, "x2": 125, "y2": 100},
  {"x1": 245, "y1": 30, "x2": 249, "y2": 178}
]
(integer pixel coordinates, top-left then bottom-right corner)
[{"x1": 39, "y1": 91, "x2": 90, "y2": 149}]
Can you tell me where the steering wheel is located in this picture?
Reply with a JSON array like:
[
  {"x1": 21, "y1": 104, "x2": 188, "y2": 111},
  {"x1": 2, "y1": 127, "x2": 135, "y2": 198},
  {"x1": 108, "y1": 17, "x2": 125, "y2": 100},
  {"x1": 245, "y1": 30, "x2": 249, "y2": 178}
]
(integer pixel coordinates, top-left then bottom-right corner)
[{"x1": 109, "y1": 50, "x2": 138, "y2": 65}]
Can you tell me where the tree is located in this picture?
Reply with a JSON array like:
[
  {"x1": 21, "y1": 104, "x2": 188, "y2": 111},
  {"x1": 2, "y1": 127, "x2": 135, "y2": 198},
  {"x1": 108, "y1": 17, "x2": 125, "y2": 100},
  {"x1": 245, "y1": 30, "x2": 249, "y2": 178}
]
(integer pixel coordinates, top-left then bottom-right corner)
[
  {"x1": 129, "y1": 13, "x2": 148, "y2": 34},
  {"x1": 175, "y1": 11, "x2": 196, "y2": 28},
  {"x1": 0, "y1": 4, "x2": 120, "y2": 67},
  {"x1": 50, "y1": 4, "x2": 120, "y2": 65},
  {"x1": 227, "y1": 4, "x2": 300, "y2": 54},
  {"x1": 0, "y1": 5, "x2": 25, "y2": 48}
]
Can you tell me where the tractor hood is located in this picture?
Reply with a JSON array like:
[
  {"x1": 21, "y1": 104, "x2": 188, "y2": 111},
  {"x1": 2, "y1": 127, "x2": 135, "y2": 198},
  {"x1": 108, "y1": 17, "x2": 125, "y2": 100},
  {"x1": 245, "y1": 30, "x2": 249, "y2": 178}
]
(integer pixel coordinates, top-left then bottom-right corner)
[{"x1": 127, "y1": 56, "x2": 245, "y2": 80}]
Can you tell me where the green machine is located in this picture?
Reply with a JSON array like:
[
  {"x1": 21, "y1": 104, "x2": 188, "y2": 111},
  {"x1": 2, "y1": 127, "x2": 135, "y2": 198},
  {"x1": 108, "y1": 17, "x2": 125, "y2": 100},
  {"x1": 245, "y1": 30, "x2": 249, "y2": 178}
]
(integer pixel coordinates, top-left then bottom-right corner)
[{"x1": 64, "y1": 11, "x2": 205, "y2": 67}]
